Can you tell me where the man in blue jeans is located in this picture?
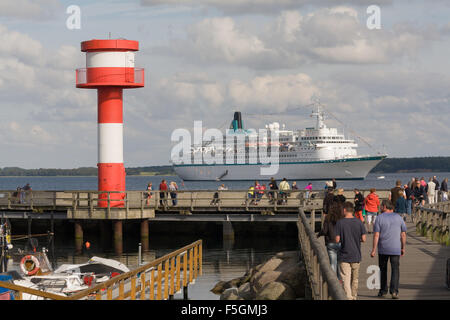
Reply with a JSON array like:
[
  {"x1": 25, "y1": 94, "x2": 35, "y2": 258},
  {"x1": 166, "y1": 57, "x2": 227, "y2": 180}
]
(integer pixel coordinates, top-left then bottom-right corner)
[{"x1": 370, "y1": 200, "x2": 407, "y2": 299}]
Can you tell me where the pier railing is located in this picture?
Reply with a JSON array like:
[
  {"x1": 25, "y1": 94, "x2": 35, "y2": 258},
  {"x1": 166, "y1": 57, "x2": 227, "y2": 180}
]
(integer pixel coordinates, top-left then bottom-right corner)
[
  {"x1": 0, "y1": 189, "x2": 323, "y2": 212},
  {"x1": 414, "y1": 201, "x2": 450, "y2": 245},
  {"x1": 0, "y1": 240, "x2": 202, "y2": 300},
  {"x1": 297, "y1": 208, "x2": 347, "y2": 300}
]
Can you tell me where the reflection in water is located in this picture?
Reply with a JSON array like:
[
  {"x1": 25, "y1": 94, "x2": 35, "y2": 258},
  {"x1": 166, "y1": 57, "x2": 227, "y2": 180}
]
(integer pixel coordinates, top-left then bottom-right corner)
[{"x1": 9, "y1": 234, "x2": 298, "y2": 300}]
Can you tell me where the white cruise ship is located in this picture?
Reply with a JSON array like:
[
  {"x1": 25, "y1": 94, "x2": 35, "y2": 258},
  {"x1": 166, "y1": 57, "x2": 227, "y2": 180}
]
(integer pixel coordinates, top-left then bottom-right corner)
[{"x1": 172, "y1": 105, "x2": 386, "y2": 181}]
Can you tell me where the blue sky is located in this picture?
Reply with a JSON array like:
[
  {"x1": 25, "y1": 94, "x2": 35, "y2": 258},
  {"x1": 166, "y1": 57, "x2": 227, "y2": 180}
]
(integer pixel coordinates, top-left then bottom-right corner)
[{"x1": 0, "y1": 0, "x2": 449, "y2": 168}]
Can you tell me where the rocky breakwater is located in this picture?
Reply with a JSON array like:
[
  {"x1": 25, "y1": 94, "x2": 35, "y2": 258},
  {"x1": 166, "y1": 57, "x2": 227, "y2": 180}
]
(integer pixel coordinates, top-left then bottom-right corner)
[{"x1": 211, "y1": 251, "x2": 307, "y2": 300}]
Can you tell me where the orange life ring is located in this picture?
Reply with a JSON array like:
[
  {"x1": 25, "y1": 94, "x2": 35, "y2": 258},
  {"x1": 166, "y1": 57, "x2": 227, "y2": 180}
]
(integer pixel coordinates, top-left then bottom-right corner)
[{"x1": 20, "y1": 255, "x2": 40, "y2": 276}]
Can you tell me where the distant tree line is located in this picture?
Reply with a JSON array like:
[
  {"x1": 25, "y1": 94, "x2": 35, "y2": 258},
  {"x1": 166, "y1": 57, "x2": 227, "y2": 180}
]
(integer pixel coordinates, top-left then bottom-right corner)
[
  {"x1": 371, "y1": 157, "x2": 450, "y2": 173},
  {"x1": 0, "y1": 166, "x2": 175, "y2": 176},
  {"x1": 0, "y1": 158, "x2": 448, "y2": 176}
]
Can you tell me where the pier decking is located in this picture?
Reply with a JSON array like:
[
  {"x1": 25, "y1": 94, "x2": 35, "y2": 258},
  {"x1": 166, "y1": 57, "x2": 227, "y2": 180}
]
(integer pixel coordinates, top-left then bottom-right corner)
[{"x1": 357, "y1": 221, "x2": 450, "y2": 300}]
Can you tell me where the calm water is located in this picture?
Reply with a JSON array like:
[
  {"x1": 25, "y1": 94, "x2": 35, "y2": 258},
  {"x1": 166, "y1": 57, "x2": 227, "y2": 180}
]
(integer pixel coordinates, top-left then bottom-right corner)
[
  {"x1": 0, "y1": 172, "x2": 448, "y2": 191},
  {"x1": 1, "y1": 172, "x2": 448, "y2": 300}
]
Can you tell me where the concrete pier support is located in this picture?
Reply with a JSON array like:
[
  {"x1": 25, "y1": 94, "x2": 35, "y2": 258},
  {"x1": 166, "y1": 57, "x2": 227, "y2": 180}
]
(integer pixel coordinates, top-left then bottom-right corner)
[
  {"x1": 113, "y1": 220, "x2": 123, "y2": 255},
  {"x1": 74, "y1": 221, "x2": 83, "y2": 254},
  {"x1": 140, "y1": 219, "x2": 149, "y2": 251},
  {"x1": 223, "y1": 221, "x2": 235, "y2": 249}
]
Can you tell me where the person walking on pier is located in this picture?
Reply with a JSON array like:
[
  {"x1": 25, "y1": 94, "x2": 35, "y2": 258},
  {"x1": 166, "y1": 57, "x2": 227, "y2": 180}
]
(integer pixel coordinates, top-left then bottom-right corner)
[
  {"x1": 395, "y1": 190, "x2": 407, "y2": 221},
  {"x1": 441, "y1": 178, "x2": 448, "y2": 201},
  {"x1": 334, "y1": 188, "x2": 346, "y2": 205},
  {"x1": 364, "y1": 188, "x2": 380, "y2": 234},
  {"x1": 145, "y1": 183, "x2": 153, "y2": 205},
  {"x1": 247, "y1": 185, "x2": 255, "y2": 205},
  {"x1": 404, "y1": 184, "x2": 413, "y2": 222},
  {"x1": 318, "y1": 202, "x2": 344, "y2": 280},
  {"x1": 278, "y1": 178, "x2": 290, "y2": 204},
  {"x1": 354, "y1": 189, "x2": 364, "y2": 222},
  {"x1": 370, "y1": 200, "x2": 407, "y2": 299},
  {"x1": 427, "y1": 178, "x2": 436, "y2": 204},
  {"x1": 412, "y1": 180, "x2": 426, "y2": 207},
  {"x1": 432, "y1": 176, "x2": 440, "y2": 203},
  {"x1": 159, "y1": 180, "x2": 168, "y2": 207},
  {"x1": 304, "y1": 182, "x2": 312, "y2": 200},
  {"x1": 268, "y1": 178, "x2": 278, "y2": 204},
  {"x1": 169, "y1": 181, "x2": 178, "y2": 206},
  {"x1": 389, "y1": 180, "x2": 403, "y2": 207},
  {"x1": 211, "y1": 184, "x2": 227, "y2": 205},
  {"x1": 323, "y1": 188, "x2": 335, "y2": 216},
  {"x1": 335, "y1": 202, "x2": 367, "y2": 300}
]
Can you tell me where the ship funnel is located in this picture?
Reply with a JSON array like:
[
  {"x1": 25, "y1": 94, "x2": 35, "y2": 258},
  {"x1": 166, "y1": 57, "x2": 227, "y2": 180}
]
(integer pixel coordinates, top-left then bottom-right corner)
[{"x1": 231, "y1": 111, "x2": 243, "y2": 129}]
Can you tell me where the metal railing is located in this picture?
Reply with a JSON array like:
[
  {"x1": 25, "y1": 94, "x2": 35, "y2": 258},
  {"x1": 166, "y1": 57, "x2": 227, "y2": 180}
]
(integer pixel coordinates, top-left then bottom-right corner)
[
  {"x1": 297, "y1": 208, "x2": 347, "y2": 300},
  {"x1": 75, "y1": 68, "x2": 145, "y2": 86},
  {"x1": 0, "y1": 240, "x2": 202, "y2": 300},
  {"x1": 414, "y1": 201, "x2": 450, "y2": 245}
]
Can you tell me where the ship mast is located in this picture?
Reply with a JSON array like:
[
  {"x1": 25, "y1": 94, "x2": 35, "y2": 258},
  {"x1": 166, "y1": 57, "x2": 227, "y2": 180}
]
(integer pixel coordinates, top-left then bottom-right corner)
[{"x1": 311, "y1": 102, "x2": 326, "y2": 130}]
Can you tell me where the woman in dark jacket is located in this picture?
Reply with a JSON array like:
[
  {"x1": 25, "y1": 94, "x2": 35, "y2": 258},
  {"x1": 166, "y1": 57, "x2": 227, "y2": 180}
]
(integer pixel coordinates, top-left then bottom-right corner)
[
  {"x1": 318, "y1": 202, "x2": 344, "y2": 279},
  {"x1": 394, "y1": 190, "x2": 407, "y2": 221}
]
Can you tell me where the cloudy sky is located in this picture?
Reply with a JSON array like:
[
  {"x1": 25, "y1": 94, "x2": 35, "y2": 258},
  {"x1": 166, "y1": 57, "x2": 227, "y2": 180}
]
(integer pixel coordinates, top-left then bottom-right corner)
[{"x1": 0, "y1": 0, "x2": 449, "y2": 169}]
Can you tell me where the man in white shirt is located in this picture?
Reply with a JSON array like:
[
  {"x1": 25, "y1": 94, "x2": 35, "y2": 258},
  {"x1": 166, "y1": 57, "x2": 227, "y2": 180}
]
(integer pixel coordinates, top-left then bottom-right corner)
[{"x1": 427, "y1": 178, "x2": 436, "y2": 204}]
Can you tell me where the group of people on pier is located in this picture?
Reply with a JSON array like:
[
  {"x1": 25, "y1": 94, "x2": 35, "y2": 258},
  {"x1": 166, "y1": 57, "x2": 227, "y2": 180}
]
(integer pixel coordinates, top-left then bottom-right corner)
[
  {"x1": 12, "y1": 183, "x2": 32, "y2": 204},
  {"x1": 245, "y1": 178, "x2": 297, "y2": 205},
  {"x1": 318, "y1": 176, "x2": 449, "y2": 300},
  {"x1": 145, "y1": 180, "x2": 179, "y2": 206}
]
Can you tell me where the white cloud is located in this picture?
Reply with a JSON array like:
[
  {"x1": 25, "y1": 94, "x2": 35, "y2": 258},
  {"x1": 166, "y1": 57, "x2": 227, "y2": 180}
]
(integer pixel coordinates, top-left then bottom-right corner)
[
  {"x1": 228, "y1": 73, "x2": 319, "y2": 111},
  {"x1": 0, "y1": 0, "x2": 61, "y2": 20},
  {"x1": 140, "y1": 0, "x2": 393, "y2": 15},
  {"x1": 154, "y1": 8, "x2": 434, "y2": 69}
]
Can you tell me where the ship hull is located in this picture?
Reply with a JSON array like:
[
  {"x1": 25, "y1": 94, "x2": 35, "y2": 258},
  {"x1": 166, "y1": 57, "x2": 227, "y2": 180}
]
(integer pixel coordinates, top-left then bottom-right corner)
[{"x1": 173, "y1": 156, "x2": 385, "y2": 181}]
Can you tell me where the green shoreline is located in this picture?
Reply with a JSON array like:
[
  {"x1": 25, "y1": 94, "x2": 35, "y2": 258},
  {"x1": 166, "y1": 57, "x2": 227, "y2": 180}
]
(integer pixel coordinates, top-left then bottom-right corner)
[{"x1": 0, "y1": 156, "x2": 449, "y2": 176}]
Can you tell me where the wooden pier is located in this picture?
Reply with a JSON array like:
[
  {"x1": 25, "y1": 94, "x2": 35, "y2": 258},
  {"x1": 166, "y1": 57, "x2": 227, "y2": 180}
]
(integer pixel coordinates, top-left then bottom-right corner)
[{"x1": 299, "y1": 201, "x2": 450, "y2": 300}]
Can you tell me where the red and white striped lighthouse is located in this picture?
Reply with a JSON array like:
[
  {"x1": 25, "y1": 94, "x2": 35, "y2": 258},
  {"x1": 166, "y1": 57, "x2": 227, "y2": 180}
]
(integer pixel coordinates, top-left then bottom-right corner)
[{"x1": 76, "y1": 39, "x2": 144, "y2": 207}]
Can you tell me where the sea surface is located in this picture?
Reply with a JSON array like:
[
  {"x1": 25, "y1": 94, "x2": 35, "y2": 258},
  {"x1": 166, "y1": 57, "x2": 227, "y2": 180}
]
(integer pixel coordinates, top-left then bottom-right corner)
[
  {"x1": 1, "y1": 171, "x2": 448, "y2": 300},
  {"x1": 0, "y1": 172, "x2": 448, "y2": 191}
]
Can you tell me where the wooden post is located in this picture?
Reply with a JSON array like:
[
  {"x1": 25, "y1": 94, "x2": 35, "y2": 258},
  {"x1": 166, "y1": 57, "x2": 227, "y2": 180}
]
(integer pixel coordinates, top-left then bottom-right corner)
[
  {"x1": 113, "y1": 220, "x2": 123, "y2": 255},
  {"x1": 140, "y1": 272, "x2": 146, "y2": 300},
  {"x1": 193, "y1": 245, "x2": 198, "y2": 279},
  {"x1": 130, "y1": 276, "x2": 136, "y2": 300},
  {"x1": 156, "y1": 264, "x2": 162, "y2": 300},
  {"x1": 164, "y1": 259, "x2": 169, "y2": 300},
  {"x1": 88, "y1": 192, "x2": 93, "y2": 218},
  {"x1": 223, "y1": 220, "x2": 235, "y2": 243},
  {"x1": 150, "y1": 269, "x2": 155, "y2": 300},
  {"x1": 140, "y1": 191, "x2": 144, "y2": 217},
  {"x1": 119, "y1": 280, "x2": 124, "y2": 300},
  {"x1": 170, "y1": 257, "x2": 175, "y2": 299},
  {"x1": 140, "y1": 219, "x2": 149, "y2": 251},
  {"x1": 107, "y1": 192, "x2": 111, "y2": 219},
  {"x1": 126, "y1": 192, "x2": 129, "y2": 219},
  {"x1": 311, "y1": 209, "x2": 316, "y2": 232},
  {"x1": 189, "y1": 248, "x2": 193, "y2": 283},
  {"x1": 74, "y1": 221, "x2": 83, "y2": 254},
  {"x1": 183, "y1": 252, "x2": 187, "y2": 299},
  {"x1": 199, "y1": 242, "x2": 203, "y2": 276},
  {"x1": 176, "y1": 255, "x2": 181, "y2": 293}
]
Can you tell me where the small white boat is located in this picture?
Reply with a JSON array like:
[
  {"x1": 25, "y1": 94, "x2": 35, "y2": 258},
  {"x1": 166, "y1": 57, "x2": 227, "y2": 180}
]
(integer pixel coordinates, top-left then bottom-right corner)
[
  {"x1": 1, "y1": 251, "x2": 130, "y2": 300},
  {"x1": 377, "y1": 176, "x2": 385, "y2": 180}
]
